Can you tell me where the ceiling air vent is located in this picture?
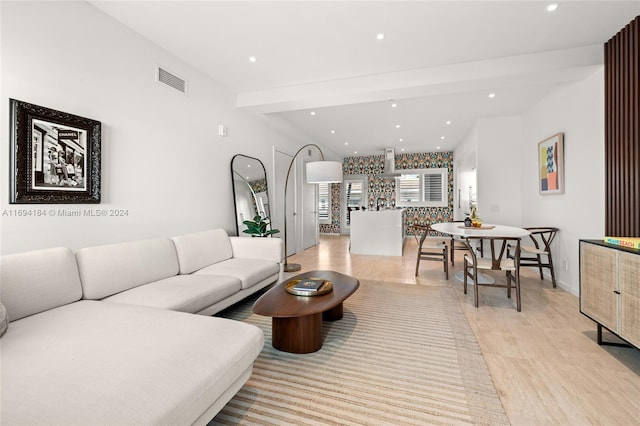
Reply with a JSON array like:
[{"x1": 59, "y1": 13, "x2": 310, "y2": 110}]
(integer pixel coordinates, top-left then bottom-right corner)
[{"x1": 156, "y1": 66, "x2": 186, "y2": 94}]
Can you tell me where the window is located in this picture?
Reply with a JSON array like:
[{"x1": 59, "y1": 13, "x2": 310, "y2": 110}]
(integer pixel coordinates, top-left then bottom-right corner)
[
  {"x1": 318, "y1": 182, "x2": 331, "y2": 224},
  {"x1": 395, "y1": 168, "x2": 447, "y2": 207}
]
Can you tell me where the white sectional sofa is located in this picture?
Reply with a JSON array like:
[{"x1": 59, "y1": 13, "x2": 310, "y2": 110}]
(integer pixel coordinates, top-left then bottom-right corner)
[
  {"x1": 0, "y1": 229, "x2": 282, "y2": 425},
  {"x1": 76, "y1": 228, "x2": 281, "y2": 315}
]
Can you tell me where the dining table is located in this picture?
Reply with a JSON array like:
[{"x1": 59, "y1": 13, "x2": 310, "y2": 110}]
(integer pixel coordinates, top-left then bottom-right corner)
[{"x1": 430, "y1": 222, "x2": 531, "y2": 284}]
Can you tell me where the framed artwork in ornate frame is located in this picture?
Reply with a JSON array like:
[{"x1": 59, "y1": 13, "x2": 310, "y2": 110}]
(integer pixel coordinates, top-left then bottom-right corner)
[
  {"x1": 9, "y1": 99, "x2": 101, "y2": 203},
  {"x1": 538, "y1": 133, "x2": 564, "y2": 195}
]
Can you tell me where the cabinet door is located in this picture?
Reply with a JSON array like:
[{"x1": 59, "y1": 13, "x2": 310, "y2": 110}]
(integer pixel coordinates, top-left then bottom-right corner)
[
  {"x1": 619, "y1": 252, "x2": 640, "y2": 347},
  {"x1": 580, "y1": 243, "x2": 618, "y2": 331}
]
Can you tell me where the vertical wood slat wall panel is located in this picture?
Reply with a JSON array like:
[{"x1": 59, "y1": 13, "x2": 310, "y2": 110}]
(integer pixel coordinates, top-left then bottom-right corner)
[{"x1": 605, "y1": 16, "x2": 640, "y2": 237}]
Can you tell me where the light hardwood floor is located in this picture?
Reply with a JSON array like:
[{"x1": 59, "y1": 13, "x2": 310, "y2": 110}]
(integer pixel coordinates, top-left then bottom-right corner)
[{"x1": 287, "y1": 235, "x2": 640, "y2": 425}]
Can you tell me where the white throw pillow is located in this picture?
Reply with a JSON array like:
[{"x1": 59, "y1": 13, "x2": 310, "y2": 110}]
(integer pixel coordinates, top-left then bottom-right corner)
[{"x1": 0, "y1": 302, "x2": 8, "y2": 338}]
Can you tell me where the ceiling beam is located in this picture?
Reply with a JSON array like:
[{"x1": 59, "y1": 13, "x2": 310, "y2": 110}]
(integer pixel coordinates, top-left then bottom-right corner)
[{"x1": 236, "y1": 45, "x2": 603, "y2": 114}]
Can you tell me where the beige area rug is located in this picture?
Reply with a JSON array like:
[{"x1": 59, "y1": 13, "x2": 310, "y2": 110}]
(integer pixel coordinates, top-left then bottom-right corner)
[{"x1": 212, "y1": 281, "x2": 509, "y2": 425}]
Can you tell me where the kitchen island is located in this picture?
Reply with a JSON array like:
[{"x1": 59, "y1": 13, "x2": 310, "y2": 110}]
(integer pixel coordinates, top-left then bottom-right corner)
[{"x1": 350, "y1": 209, "x2": 406, "y2": 256}]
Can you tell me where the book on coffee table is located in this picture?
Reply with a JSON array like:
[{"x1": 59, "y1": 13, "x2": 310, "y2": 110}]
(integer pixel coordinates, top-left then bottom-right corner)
[{"x1": 293, "y1": 278, "x2": 326, "y2": 292}]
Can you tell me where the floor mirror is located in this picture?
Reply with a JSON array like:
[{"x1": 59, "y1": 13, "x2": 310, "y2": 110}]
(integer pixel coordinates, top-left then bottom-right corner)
[{"x1": 230, "y1": 154, "x2": 272, "y2": 236}]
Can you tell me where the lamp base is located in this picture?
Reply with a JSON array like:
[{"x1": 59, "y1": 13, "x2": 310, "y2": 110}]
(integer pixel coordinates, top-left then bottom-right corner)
[{"x1": 284, "y1": 263, "x2": 301, "y2": 272}]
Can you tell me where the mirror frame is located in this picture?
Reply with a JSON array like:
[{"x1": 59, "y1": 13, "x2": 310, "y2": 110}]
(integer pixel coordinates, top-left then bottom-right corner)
[{"x1": 230, "y1": 154, "x2": 271, "y2": 236}]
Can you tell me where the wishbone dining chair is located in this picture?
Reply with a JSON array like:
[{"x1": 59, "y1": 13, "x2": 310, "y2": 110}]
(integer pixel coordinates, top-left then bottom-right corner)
[
  {"x1": 509, "y1": 227, "x2": 558, "y2": 288},
  {"x1": 412, "y1": 224, "x2": 449, "y2": 279},
  {"x1": 463, "y1": 236, "x2": 522, "y2": 312}
]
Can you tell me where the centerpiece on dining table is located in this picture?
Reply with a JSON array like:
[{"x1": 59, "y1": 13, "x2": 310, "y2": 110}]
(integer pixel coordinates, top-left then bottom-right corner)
[{"x1": 464, "y1": 204, "x2": 483, "y2": 227}]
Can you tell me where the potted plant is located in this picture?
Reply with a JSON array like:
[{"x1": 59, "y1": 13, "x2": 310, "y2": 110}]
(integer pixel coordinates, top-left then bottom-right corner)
[{"x1": 242, "y1": 215, "x2": 280, "y2": 237}]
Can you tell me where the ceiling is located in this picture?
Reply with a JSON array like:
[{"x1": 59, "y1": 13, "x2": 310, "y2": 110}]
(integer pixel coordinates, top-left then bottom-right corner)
[{"x1": 90, "y1": 1, "x2": 639, "y2": 158}]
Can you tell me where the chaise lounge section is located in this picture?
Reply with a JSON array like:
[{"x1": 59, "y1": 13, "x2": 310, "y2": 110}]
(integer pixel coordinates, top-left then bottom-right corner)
[{"x1": 0, "y1": 229, "x2": 282, "y2": 425}]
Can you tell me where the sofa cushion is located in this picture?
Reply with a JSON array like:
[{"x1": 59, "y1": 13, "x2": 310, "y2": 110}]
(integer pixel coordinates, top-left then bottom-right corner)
[
  {"x1": 229, "y1": 236, "x2": 283, "y2": 263},
  {"x1": 102, "y1": 274, "x2": 241, "y2": 313},
  {"x1": 194, "y1": 258, "x2": 280, "y2": 289},
  {"x1": 0, "y1": 300, "x2": 264, "y2": 425},
  {"x1": 76, "y1": 238, "x2": 179, "y2": 300},
  {"x1": 0, "y1": 303, "x2": 8, "y2": 338},
  {"x1": 0, "y1": 247, "x2": 82, "y2": 321},
  {"x1": 172, "y1": 229, "x2": 233, "y2": 275}
]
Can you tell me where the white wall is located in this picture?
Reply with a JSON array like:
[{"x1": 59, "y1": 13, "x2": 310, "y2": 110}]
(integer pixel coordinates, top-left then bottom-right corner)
[
  {"x1": 476, "y1": 116, "x2": 523, "y2": 226},
  {"x1": 455, "y1": 116, "x2": 523, "y2": 225},
  {"x1": 0, "y1": 1, "x2": 301, "y2": 254},
  {"x1": 521, "y1": 68, "x2": 605, "y2": 295},
  {"x1": 455, "y1": 70, "x2": 603, "y2": 295},
  {"x1": 453, "y1": 126, "x2": 477, "y2": 221}
]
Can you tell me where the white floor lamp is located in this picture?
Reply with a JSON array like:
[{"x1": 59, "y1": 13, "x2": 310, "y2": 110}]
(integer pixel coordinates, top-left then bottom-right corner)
[{"x1": 283, "y1": 144, "x2": 342, "y2": 272}]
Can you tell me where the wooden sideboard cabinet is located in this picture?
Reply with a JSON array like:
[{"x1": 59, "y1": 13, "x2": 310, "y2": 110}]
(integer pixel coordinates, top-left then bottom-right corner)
[{"x1": 579, "y1": 240, "x2": 640, "y2": 349}]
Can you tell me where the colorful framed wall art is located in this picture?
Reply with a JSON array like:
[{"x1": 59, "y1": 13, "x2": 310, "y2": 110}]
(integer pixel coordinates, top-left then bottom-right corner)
[{"x1": 538, "y1": 133, "x2": 564, "y2": 195}]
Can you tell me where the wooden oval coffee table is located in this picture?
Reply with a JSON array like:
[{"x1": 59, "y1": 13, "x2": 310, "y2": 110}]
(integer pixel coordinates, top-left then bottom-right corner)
[{"x1": 253, "y1": 270, "x2": 359, "y2": 353}]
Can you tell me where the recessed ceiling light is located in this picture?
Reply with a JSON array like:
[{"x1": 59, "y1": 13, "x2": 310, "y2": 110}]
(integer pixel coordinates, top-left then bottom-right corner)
[
  {"x1": 331, "y1": 130, "x2": 335, "y2": 134},
  {"x1": 401, "y1": 148, "x2": 405, "y2": 152},
  {"x1": 395, "y1": 124, "x2": 400, "y2": 128},
  {"x1": 345, "y1": 142, "x2": 349, "y2": 146},
  {"x1": 546, "y1": 4, "x2": 558, "y2": 12},
  {"x1": 399, "y1": 138, "x2": 404, "y2": 142},
  {"x1": 436, "y1": 146, "x2": 441, "y2": 150},
  {"x1": 249, "y1": 56, "x2": 257, "y2": 63},
  {"x1": 376, "y1": 33, "x2": 385, "y2": 40},
  {"x1": 446, "y1": 120, "x2": 452, "y2": 125},
  {"x1": 441, "y1": 136, "x2": 445, "y2": 140},
  {"x1": 310, "y1": 111, "x2": 316, "y2": 116},
  {"x1": 354, "y1": 151, "x2": 358, "y2": 154},
  {"x1": 489, "y1": 93, "x2": 496, "y2": 98},
  {"x1": 247, "y1": 164, "x2": 251, "y2": 168},
  {"x1": 391, "y1": 103, "x2": 397, "y2": 108}
]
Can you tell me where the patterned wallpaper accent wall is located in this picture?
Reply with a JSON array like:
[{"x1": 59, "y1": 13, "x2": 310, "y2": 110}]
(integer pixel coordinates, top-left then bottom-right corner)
[
  {"x1": 395, "y1": 152, "x2": 454, "y2": 235},
  {"x1": 248, "y1": 178, "x2": 267, "y2": 193},
  {"x1": 319, "y1": 151, "x2": 454, "y2": 235},
  {"x1": 319, "y1": 183, "x2": 341, "y2": 234}
]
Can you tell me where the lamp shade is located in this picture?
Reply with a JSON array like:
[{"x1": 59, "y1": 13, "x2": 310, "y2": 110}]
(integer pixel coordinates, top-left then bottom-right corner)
[{"x1": 306, "y1": 161, "x2": 343, "y2": 184}]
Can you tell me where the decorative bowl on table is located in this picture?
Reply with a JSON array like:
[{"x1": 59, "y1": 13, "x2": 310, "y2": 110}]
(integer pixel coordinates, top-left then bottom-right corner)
[{"x1": 285, "y1": 279, "x2": 334, "y2": 297}]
